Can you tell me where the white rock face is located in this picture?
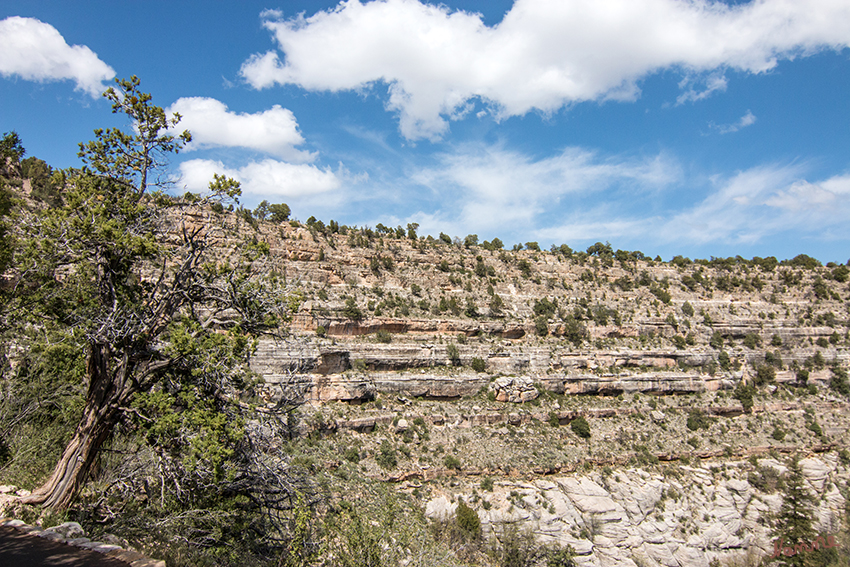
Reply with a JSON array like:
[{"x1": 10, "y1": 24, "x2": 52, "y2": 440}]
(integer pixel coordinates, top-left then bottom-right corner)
[{"x1": 425, "y1": 457, "x2": 849, "y2": 566}]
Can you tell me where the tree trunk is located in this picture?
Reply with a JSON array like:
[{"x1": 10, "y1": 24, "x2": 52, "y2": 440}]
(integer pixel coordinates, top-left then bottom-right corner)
[{"x1": 21, "y1": 344, "x2": 128, "y2": 510}]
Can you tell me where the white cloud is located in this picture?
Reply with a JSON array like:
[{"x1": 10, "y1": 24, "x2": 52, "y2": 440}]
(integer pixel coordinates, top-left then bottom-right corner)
[
  {"x1": 710, "y1": 110, "x2": 757, "y2": 134},
  {"x1": 240, "y1": 0, "x2": 850, "y2": 139},
  {"x1": 410, "y1": 143, "x2": 680, "y2": 236},
  {"x1": 177, "y1": 158, "x2": 342, "y2": 198},
  {"x1": 569, "y1": 167, "x2": 850, "y2": 246},
  {"x1": 167, "y1": 97, "x2": 316, "y2": 162},
  {"x1": 0, "y1": 16, "x2": 114, "y2": 97},
  {"x1": 676, "y1": 73, "x2": 728, "y2": 105}
]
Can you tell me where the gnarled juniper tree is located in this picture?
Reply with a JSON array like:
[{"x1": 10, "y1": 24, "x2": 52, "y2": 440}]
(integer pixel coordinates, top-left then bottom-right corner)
[{"x1": 10, "y1": 77, "x2": 295, "y2": 511}]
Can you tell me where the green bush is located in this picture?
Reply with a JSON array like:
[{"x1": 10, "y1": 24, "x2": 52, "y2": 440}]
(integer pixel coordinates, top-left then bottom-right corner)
[
  {"x1": 443, "y1": 455, "x2": 461, "y2": 470},
  {"x1": 681, "y1": 301, "x2": 694, "y2": 317},
  {"x1": 830, "y1": 366, "x2": 850, "y2": 395},
  {"x1": 343, "y1": 447, "x2": 360, "y2": 463},
  {"x1": 534, "y1": 315, "x2": 549, "y2": 337},
  {"x1": 743, "y1": 333, "x2": 761, "y2": 349},
  {"x1": 343, "y1": 297, "x2": 363, "y2": 320},
  {"x1": 447, "y1": 343, "x2": 460, "y2": 365},
  {"x1": 455, "y1": 499, "x2": 481, "y2": 539},
  {"x1": 709, "y1": 331, "x2": 724, "y2": 349},
  {"x1": 686, "y1": 410, "x2": 713, "y2": 431},
  {"x1": 570, "y1": 416, "x2": 591, "y2": 439},
  {"x1": 718, "y1": 350, "x2": 731, "y2": 371},
  {"x1": 376, "y1": 440, "x2": 397, "y2": 470},
  {"x1": 734, "y1": 382, "x2": 755, "y2": 412},
  {"x1": 481, "y1": 477, "x2": 494, "y2": 491},
  {"x1": 374, "y1": 330, "x2": 392, "y2": 343},
  {"x1": 470, "y1": 357, "x2": 486, "y2": 373},
  {"x1": 546, "y1": 546, "x2": 577, "y2": 567},
  {"x1": 753, "y1": 364, "x2": 776, "y2": 386}
]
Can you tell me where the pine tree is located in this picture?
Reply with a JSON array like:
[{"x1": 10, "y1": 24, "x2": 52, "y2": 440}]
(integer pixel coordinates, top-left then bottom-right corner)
[{"x1": 770, "y1": 457, "x2": 822, "y2": 566}]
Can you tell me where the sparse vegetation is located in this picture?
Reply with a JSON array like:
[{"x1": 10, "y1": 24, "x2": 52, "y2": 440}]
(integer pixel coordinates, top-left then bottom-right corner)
[{"x1": 4, "y1": 112, "x2": 850, "y2": 567}]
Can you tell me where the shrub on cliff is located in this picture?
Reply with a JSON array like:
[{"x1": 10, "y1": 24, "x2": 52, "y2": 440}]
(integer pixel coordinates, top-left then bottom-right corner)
[
  {"x1": 456, "y1": 499, "x2": 481, "y2": 539},
  {"x1": 570, "y1": 416, "x2": 591, "y2": 439}
]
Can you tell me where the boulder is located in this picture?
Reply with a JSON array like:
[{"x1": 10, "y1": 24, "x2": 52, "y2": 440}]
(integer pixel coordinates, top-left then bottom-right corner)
[{"x1": 491, "y1": 376, "x2": 539, "y2": 403}]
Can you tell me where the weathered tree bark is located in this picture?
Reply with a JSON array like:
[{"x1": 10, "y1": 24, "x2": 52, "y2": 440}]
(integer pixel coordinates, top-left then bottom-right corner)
[{"x1": 21, "y1": 345, "x2": 131, "y2": 510}]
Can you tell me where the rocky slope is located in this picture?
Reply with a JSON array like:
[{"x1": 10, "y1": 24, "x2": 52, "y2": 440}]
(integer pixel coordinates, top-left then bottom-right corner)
[{"x1": 226, "y1": 214, "x2": 850, "y2": 565}]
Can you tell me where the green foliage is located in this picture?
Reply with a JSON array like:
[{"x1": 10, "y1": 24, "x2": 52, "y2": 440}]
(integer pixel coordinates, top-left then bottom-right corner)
[
  {"x1": 481, "y1": 477, "x2": 495, "y2": 491},
  {"x1": 489, "y1": 294, "x2": 505, "y2": 316},
  {"x1": 490, "y1": 524, "x2": 540, "y2": 567},
  {"x1": 686, "y1": 410, "x2": 713, "y2": 431},
  {"x1": 343, "y1": 447, "x2": 360, "y2": 463},
  {"x1": 456, "y1": 499, "x2": 481, "y2": 538},
  {"x1": 753, "y1": 364, "x2": 776, "y2": 386},
  {"x1": 374, "y1": 329, "x2": 392, "y2": 343},
  {"x1": 570, "y1": 416, "x2": 591, "y2": 439},
  {"x1": 743, "y1": 333, "x2": 761, "y2": 349},
  {"x1": 783, "y1": 254, "x2": 822, "y2": 269},
  {"x1": 266, "y1": 202, "x2": 291, "y2": 222},
  {"x1": 546, "y1": 546, "x2": 577, "y2": 567},
  {"x1": 0, "y1": 179, "x2": 12, "y2": 274},
  {"x1": 561, "y1": 314, "x2": 589, "y2": 347},
  {"x1": 533, "y1": 297, "x2": 557, "y2": 318},
  {"x1": 443, "y1": 455, "x2": 461, "y2": 470},
  {"x1": 681, "y1": 301, "x2": 694, "y2": 317},
  {"x1": 3, "y1": 76, "x2": 299, "y2": 515},
  {"x1": 447, "y1": 343, "x2": 461, "y2": 365},
  {"x1": 709, "y1": 331, "x2": 724, "y2": 349},
  {"x1": 534, "y1": 315, "x2": 549, "y2": 337},
  {"x1": 830, "y1": 366, "x2": 850, "y2": 396},
  {"x1": 471, "y1": 357, "x2": 486, "y2": 373},
  {"x1": 0, "y1": 130, "x2": 25, "y2": 162},
  {"x1": 343, "y1": 297, "x2": 363, "y2": 320},
  {"x1": 732, "y1": 382, "x2": 756, "y2": 413},
  {"x1": 376, "y1": 440, "x2": 397, "y2": 470},
  {"x1": 649, "y1": 285, "x2": 671, "y2": 304},
  {"x1": 771, "y1": 457, "x2": 817, "y2": 567},
  {"x1": 325, "y1": 501, "x2": 384, "y2": 567}
]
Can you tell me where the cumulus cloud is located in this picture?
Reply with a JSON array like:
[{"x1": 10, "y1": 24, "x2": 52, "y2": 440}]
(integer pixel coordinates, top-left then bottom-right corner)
[
  {"x1": 177, "y1": 158, "x2": 342, "y2": 198},
  {"x1": 0, "y1": 16, "x2": 114, "y2": 96},
  {"x1": 240, "y1": 0, "x2": 850, "y2": 139},
  {"x1": 709, "y1": 110, "x2": 757, "y2": 134},
  {"x1": 167, "y1": 97, "x2": 316, "y2": 162}
]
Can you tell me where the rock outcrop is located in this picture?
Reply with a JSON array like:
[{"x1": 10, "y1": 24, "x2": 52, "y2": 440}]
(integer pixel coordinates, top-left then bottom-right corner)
[{"x1": 424, "y1": 456, "x2": 847, "y2": 567}]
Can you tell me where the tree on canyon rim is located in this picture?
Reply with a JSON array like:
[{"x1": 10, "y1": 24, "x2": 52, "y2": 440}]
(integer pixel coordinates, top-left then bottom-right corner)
[{"x1": 11, "y1": 76, "x2": 292, "y2": 510}]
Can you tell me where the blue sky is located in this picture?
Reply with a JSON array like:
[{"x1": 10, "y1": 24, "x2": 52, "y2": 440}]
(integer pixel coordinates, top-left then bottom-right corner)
[{"x1": 2, "y1": 0, "x2": 849, "y2": 263}]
